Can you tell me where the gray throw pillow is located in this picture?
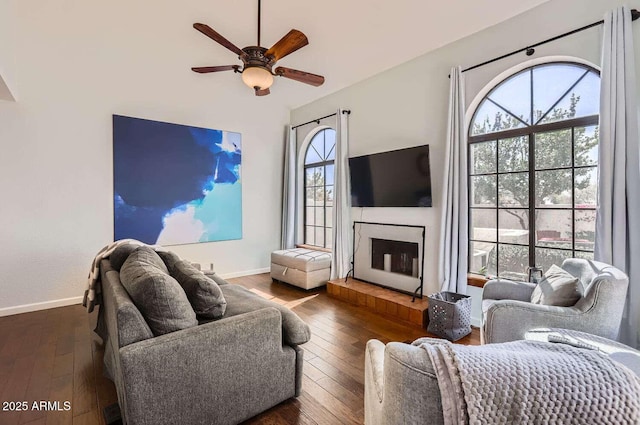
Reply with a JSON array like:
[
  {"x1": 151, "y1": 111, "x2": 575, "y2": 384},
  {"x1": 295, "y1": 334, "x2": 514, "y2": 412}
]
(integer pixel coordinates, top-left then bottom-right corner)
[
  {"x1": 110, "y1": 243, "x2": 141, "y2": 271},
  {"x1": 530, "y1": 264, "x2": 581, "y2": 307},
  {"x1": 120, "y1": 247, "x2": 197, "y2": 336},
  {"x1": 220, "y1": 284, "x2": 311, "y2": 345},
  {"x1": 168, "y1": 260, "x2": 227, "y2": 320},
  {"x1": 156, "y1": 250, "x2": 181, "y2": 270}
]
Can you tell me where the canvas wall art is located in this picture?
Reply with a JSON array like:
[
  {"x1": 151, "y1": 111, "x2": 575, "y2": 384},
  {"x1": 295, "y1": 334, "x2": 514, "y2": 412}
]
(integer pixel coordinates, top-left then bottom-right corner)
[{"x1": 113, "y1": 115, "x2": 242, "y2": 245}]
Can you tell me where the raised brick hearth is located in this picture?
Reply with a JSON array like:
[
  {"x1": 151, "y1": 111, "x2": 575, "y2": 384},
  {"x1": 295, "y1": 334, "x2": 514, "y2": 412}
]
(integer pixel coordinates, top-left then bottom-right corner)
[{"x1": 327, "y1": 278, "x2": 429, "y2": 328}]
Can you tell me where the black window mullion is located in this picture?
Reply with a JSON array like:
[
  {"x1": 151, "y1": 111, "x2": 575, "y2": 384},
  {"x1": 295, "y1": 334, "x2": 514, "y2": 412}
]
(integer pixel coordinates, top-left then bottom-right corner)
[
  {"x1": 495, "y1": 140, "x2": 500, "y2": 275},
  {"x1": 323, "y1": 165, "x2": 327, "y2": 248},
  {"x1": 535, "y1": 70, "x2": 589, "y2": 125},
  {"x1": 529, "y1": 132, "x2": 536, "y2": 268},
  {"x1": 310, "y1": 143, "x2": 323, "y2": 162},
  {"x1": 322, "y1": 130, "x2": 327, "y2": 161},
  {"x1": 571, "y1": 126, "x2": 576, "y2": 256},
  {"x1": 492, "y1": 242, "x2": 531, "y2": 248},
  {"x1": 305, "y1": 159, "x2": 333, "y2": 168},
  {"x1": 467, "y1": 141, "x2": 472, "y2": 261},
  {"x1": 487, "y1": 98, "x2": 529, "y2": 128},
  {"x1": 495, "y1": 141, "x2": 499, "y2": 240},
  {"x1": 469, "y1": 115, "x2": 598, "y2": 144},
  {"x1": 304, "y1": 168, "x2": 309, "y2": 245},
  {"x1": 530, "y1": 68, "x2": 534, "y2": 130}
]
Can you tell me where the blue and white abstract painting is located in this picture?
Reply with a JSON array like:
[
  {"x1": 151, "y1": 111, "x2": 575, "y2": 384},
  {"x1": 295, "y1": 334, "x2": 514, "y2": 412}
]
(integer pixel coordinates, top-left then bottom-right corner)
[{"x1": 113, "y1": 115, "x2": 242, "y2": 245}]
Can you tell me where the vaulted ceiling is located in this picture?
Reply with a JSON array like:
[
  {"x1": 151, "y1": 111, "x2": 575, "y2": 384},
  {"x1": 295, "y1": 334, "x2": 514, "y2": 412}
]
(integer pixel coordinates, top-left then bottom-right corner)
[{"x1": 0, "y1": 0, "x2": 551, "y2": 107}]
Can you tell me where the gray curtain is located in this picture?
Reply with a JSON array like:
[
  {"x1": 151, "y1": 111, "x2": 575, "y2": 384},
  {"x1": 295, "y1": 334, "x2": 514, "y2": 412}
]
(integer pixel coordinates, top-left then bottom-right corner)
[
  {"x1": 331, "y1": 109, "x2": 352, "y2": 279},
  {"x1": 281, "y1": 126, "x2": 297, "y2": 249},
  {"x1": 438, "y1": 66, "x2": 468, "y2": 293},
  {"x1": 595, "y1": 6, "x2": 640, "y2": 348}
]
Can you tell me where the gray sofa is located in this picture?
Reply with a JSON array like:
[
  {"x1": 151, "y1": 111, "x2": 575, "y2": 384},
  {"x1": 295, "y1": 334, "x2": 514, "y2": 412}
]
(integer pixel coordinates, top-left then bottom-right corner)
[
  {"x1": 482, "y1": 259, "x2": 629, "y2": 344},
  {"x1": 97, "y1": 256, "x2": 311, "y2": 425}
]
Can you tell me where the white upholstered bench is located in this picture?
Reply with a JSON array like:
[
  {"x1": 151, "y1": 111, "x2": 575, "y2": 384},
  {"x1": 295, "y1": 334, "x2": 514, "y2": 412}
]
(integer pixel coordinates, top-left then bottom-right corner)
[{"x1": 270, "y1": 248, "x2": 332, "y2": 290}]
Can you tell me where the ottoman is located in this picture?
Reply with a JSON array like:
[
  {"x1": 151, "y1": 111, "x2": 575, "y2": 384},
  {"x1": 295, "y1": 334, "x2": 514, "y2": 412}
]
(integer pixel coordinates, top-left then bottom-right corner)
[{"x1": 271, "y1": 248, "x2": 332, "y2": 290}]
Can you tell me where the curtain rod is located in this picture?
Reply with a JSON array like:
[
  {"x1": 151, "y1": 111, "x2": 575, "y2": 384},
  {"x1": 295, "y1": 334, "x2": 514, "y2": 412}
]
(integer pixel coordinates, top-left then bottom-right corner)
[
  {"x1": 458, "y1": 8, "x2": 640, "y2": 75},
  {"x1": 292, "y1": 110, "x2": 351, "y2": 130}
]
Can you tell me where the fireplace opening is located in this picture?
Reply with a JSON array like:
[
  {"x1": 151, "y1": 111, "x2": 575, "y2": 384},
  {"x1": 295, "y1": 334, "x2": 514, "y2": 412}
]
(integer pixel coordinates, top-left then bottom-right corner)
[{"x1": 371, "y1": 238, "x2": 419, "y2": 277}]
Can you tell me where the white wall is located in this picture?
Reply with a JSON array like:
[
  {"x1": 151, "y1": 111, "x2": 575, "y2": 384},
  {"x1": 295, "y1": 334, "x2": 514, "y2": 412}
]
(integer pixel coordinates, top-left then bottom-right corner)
[
  {"x1": 290, "y1": 0, "x2": 640, "y2": 308},
  {"x1": 0, "y1": 1, "x2": 289, "y2": 314},
  {"x1": 0, "y1": 73, "x2": 14, "y2": 101}
]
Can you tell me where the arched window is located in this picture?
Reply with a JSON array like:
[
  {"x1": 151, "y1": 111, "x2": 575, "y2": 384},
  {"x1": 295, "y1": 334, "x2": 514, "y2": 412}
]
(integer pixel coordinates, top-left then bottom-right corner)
[
  {"x1": 468, "y1": 62, "x2": 600, "y2": 280},
  {"x1": 304, "y1": 128, "x2": 336, "y2": 248}
]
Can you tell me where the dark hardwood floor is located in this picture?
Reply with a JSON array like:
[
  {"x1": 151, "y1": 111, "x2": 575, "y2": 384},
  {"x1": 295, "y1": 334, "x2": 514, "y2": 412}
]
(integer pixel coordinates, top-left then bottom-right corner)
[{"x1": 0, "y1": 273, "x2": 479, "y2": 425}]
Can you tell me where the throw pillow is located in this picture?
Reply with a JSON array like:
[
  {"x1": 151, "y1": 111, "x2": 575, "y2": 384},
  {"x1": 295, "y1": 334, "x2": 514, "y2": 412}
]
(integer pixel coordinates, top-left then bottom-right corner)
[
  {"x1": 109, "y1": 243, "x2": 141, "y2": 271},
  {"x1": 156, "y1": 250, "x2": 181, "y2": 270},
  {"x1": 120, "y1": 246, "x2": 197, "y2": 335},
  {"x1": 530, "y1": 264, "x2": 581, "y2": 307},
  {"x1": 169, "y1": 260, "x2": 227, "y2": 320}
]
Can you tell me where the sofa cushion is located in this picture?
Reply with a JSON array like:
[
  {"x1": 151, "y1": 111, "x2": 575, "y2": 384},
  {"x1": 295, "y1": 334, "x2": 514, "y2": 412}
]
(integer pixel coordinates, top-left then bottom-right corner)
[
  {"x1": 220, "y1": 284, "x2": 310, "y2": 345},
  {"x1": 120, "y1": 246, "x2": 197, "y2": 336},
  {"x1": 168, "y1": 260, "x2": 227, "y2": 320},
  {"x1": 530, "y1": 264, "x2": 581, "y2": 307},
  {"x1": 110, "y1": 243, "x2": 141, "y2": 271}
]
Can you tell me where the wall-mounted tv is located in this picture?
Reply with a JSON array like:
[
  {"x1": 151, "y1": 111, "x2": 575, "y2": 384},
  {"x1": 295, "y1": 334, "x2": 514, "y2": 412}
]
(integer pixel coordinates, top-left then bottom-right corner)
[{"x1": 349, "y1": 145, "x2": 432, "y2": 207}]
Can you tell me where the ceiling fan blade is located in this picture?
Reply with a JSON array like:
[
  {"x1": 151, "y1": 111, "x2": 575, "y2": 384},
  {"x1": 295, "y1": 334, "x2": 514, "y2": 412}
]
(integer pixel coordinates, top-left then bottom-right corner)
[
  {"x1": 255, "y1": 87, "x2": 270, "y2": 96},
  {"x1": 191, "y1": 65, "x2": 240, "y2": 74},
  {"x1": 193, "y1": 23, "x2": 247, "y2": 59},
  {"x1": 275, "y1": 67, "x2": 324, "y2": 87},
  {"x1": 265, "y1": 29, "x2": 308, "y2": 61}
]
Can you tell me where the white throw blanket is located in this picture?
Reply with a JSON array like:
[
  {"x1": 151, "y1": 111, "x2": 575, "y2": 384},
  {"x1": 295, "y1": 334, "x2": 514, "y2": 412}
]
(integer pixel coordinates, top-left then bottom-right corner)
[
  {"x1": 82, "y1": 239, "x2": 146, "y2": 313},
  {"x1": 417, "y1": 338, "x2": 640, "y2": 425}
]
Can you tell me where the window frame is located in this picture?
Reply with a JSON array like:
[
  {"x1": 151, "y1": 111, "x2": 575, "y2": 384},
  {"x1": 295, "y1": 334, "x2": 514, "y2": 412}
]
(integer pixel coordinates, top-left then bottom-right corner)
[
  {"x1": 303, "y1": 128, "x2": 336, "y2": 249},
  {"x1": 468, "y1": 61, "x2": 600, "y2": 279}
]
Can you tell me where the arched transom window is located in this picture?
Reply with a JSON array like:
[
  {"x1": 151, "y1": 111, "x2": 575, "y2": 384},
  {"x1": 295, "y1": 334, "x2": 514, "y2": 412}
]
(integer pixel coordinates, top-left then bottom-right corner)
[
  {"x1": 304, "y1": 128, "x2": 336, "y2": 249},
  {"x1": 468, "y1": 62, "x2": 600, "y2": 280}
]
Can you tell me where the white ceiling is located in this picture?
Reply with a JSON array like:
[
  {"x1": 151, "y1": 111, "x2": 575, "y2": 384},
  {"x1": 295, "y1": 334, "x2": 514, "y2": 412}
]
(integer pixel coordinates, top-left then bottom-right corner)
[
  {"x1": 0, "y1": 0, "x2": 551, "y2": 109},
  {"x1": 189, "y1": 0, "x2": 551, "y2": 108}
]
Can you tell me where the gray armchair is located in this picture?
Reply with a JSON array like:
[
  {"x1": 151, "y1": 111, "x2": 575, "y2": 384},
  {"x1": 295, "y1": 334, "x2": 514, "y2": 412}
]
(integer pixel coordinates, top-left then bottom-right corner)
[
  {"x1": 365, "y1": 334, "x2": 640, "y2": 425},
  {"x1": 482, "y1": 259, "x2": 628, "y2": 344},
  {"x1": 365, "y1": 339, "x2": 444, "y2": 425}
]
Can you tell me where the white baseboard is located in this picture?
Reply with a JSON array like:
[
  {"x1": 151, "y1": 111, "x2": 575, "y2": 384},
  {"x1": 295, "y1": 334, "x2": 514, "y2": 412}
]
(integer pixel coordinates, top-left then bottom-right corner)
[
  {"x1": 0, "y1": 269, "x2": 270, "y2": 318},
  {"x1": 471, "y1": 316, "x2": 482, "y2": 328},
  {"x1": 0, "y1": 296, "x2": 84, "y2": 317},
  {"x1": 219, "y1": 267, "x2": 271, "y2": 280}
]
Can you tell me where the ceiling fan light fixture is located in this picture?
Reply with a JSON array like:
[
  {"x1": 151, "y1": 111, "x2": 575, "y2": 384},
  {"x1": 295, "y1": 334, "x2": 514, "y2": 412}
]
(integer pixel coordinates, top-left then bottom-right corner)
[
  {"x1": 191, "y1": 0, "x2": 324, "y2": 96},
  {"x1": 241, "y1": 66, "x2": 273, "y2": 90}
]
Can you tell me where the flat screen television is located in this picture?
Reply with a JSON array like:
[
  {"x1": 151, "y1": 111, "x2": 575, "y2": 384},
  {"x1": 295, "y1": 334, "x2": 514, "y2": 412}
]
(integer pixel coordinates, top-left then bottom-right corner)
[{"x1": 349, "y1": 145, "x2": 432, "y2": 207}]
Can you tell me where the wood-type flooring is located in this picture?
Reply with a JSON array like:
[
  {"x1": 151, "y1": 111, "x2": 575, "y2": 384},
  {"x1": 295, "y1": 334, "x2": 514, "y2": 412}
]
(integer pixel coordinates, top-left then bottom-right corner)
[{"x1": 0, "y1": 273, "x2": 479, "y2": 425}]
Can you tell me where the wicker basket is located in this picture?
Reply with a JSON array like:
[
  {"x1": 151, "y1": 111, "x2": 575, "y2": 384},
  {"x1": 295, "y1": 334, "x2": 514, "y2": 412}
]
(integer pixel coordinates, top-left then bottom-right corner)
[{"x1": 427, "y1": 291, "x2": 472, "y2": 341}]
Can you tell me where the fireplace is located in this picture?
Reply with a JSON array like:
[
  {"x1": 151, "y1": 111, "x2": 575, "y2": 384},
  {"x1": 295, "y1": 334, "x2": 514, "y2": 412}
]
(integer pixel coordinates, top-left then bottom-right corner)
[
  {"x1": 371, "y1": 238, "x2": 419, "y2": 277},
  {"x1": 353, "y1": 222, "x2": 425, "y2": 298}
]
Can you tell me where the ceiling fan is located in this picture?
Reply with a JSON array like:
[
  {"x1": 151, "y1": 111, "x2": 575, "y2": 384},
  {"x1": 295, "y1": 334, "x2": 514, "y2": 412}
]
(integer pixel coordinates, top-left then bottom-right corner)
[{"x1": 191, "y1": 0, "x2": 325, "y2": 96}]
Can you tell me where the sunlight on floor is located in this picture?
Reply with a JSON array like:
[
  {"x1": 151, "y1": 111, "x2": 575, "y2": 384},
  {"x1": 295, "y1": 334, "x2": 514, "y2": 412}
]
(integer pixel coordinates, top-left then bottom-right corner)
[{"x1": 248, "y1": 287, "x2": 319, "y2": 309}]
